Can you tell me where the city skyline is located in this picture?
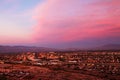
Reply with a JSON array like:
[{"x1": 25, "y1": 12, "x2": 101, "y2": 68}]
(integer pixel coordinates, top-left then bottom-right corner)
[{"x1": 0, "y1": 0, "x2": 120, "y2": 48}]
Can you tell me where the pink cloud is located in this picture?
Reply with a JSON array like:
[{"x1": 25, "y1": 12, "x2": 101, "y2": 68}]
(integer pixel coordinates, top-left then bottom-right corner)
[{"x1": 32, "y1": 0, "x2": 120, "y2": 43}]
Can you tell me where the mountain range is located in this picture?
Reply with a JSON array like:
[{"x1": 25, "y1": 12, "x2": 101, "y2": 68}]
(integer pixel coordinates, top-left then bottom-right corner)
[
  {"x1": 0, "y1": 46, "x2": 58, "y2": 53},
  {"x1": 0, "y1": 44, "x2": 120, "y2": 53},
  {"x1": 93, "y1": 44, "x2": 120, "y2": 50}
]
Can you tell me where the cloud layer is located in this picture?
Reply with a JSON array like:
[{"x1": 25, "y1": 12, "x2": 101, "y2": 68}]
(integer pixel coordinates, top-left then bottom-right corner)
[
  {"x1": 0, "y1": 0, "x2": 119, "y2": 48},
  {"x1": 32, "y1": 0, "x2": 120, "y2": 47}
]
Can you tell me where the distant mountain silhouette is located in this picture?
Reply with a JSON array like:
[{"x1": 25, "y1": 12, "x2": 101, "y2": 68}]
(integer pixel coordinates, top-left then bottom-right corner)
[
  {"x1": 0, "y1": 46, "x2": 58, "y2": 53},
  {"x1": 0, "y1": 44, "x2": 119, "y2": 53},
  {"x1": 93, "y1": 44, "x2": 120, "y2": 50}
]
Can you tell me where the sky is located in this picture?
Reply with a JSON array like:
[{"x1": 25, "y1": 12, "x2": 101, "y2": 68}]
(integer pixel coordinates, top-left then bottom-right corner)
[{"x1": 0, "y1": 0, "x2": 120, "y2": 48}]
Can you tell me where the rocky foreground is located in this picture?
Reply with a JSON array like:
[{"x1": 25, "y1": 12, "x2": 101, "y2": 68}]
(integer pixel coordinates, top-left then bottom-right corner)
[{"x1": 0, "y1": 64, "x2": 106, "y2": 80}]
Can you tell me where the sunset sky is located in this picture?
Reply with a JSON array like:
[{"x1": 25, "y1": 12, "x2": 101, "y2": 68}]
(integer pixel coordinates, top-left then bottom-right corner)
[{"x1": 0, "y1": 0, "x2": 120, "y2": 48}]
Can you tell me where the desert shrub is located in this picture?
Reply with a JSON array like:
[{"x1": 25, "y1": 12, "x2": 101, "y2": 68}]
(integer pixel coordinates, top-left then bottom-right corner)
[{"x1": 0, "y1": 75, "x2": 8, "y2": 80}]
